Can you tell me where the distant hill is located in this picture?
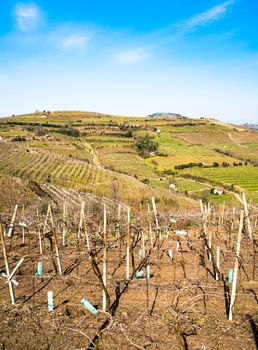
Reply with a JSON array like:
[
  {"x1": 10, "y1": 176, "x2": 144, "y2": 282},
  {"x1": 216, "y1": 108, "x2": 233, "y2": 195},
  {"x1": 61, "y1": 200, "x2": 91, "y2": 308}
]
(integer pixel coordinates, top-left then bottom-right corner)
[
  {"x1": 1, "y1": 110, "x2": 258, "y2": 208},
  {"x1": 148, "y1": 112, "x2": 188, "y2": 119}
]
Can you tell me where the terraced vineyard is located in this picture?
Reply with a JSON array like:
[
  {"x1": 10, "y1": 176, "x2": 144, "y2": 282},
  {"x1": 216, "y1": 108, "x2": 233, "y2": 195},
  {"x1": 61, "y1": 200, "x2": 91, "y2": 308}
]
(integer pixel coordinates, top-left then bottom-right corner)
[
  {"x1": 149, "y1": 132, "x2": 237, "y2": 171},
  {"x1": 183, "y1": 166, "x2": 258, "y2": 203},
  {"x1": 173, "y1": 178, "x2": 210, "y2": 193},
  {"x1": 98, "y1": 146, "x2": 162, "y2": 184},
  {"x1": 0, "y1": 142, "x2": 153, "y2": 202}
]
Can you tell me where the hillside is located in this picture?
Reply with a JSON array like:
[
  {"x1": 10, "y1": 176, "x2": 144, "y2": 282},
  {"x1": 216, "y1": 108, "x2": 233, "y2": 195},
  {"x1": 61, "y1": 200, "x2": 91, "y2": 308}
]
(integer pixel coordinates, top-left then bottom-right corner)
[
  {"x1": 0, "y1": 111, "x2": 258, "y2": 350},
  {"x1": 1, "y1": 111, "x2": 258, "y2": 208}
]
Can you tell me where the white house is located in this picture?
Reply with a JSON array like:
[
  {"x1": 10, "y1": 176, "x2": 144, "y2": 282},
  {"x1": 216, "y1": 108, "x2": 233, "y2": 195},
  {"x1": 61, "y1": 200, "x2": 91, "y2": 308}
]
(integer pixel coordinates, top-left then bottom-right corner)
[
  {"x1": 169, "y1": 183, "x2": 177, "y2": 191},
  {"x1": 214, "y1": 186, "x2": 224, "y2": 195},
  {"x1": 26, "y1": 148, "x2": 39, "y2": 154}
]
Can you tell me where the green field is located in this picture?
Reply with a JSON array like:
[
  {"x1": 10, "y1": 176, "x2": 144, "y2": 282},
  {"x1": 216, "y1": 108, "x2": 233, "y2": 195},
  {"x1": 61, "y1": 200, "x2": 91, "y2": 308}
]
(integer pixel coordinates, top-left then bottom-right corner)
[{"x1": 182, "y1": 166, "x2": 258, "y2": 203}]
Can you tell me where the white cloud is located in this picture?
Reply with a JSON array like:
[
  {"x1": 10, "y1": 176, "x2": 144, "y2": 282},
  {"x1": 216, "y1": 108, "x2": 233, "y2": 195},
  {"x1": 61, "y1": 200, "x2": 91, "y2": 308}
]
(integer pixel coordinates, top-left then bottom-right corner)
[
  {"x1": 61, "y1": 33, "x2": 90, "y2": 49},
  {"x1": 15, "y1": 3, "x2": 42, "y2": 31},
  {"x1": 183, "y1": 1, "x2": 234, "y2": 29},
  {"x1": 115, "y1": 48, "x2": 148, "y2": 64}
]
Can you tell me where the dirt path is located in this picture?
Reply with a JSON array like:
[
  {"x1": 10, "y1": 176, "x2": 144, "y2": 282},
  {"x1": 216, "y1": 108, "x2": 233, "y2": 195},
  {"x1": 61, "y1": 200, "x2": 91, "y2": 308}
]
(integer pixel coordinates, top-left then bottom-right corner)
[
  {"x1": 83, "y1": 141, "x2": 100, "y2": 166},
  {"x1": 227, "y1": 133, "x2": 247, "y2": 148}
]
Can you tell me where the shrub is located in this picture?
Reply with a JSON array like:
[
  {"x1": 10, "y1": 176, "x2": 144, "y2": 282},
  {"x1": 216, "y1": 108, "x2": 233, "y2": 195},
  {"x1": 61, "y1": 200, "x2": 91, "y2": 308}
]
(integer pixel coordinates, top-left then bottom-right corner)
[
  {"x1": 222, "y1": 161, "x2": 229, "y2": 167},
  {"x1": 12, "y1": 135, "x2": 26, "y2": 142},
  {"x1": 135, "y1": 134, "x2": 158, "y2": 157},
  {"x1": 124, "y1": 129, "x2": 133, "y2": 138},
  {"x1": 142, "y1": 178, "x2": 150, "y2": 184},
  {"x1": 58, "y1": 127, "x2": 80, "y2": 137},
  {"x1": 175, "y1": 162, "x2": 203, "y2": 170},
  {"x1": 157, "y1": 152, "x2": 168, "y2": 157},
  {"x1": 163, "y1": 170, "x2": 176, "y2": 175}
]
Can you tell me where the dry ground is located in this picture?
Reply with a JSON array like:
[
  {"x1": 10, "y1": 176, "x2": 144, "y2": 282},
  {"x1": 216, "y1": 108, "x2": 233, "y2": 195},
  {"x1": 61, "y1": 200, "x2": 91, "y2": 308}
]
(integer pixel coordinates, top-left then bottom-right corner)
[{"x1": 0, "y1": 210, "x2": 257, "y2": 350}]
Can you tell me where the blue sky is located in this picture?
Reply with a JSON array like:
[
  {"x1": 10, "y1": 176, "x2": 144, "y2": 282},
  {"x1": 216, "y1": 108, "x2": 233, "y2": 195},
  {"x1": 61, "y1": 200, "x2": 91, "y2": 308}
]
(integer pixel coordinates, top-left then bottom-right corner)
[{"x1": 0, "y1": 1, "x2": 258, "y2": 123}]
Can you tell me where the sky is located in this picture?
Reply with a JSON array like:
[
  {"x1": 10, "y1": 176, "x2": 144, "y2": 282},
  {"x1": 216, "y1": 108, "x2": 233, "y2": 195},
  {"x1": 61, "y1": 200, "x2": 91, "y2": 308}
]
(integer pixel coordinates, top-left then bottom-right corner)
[{"x1": 0, "y1": 1, "x2": 258, "y2": 123}]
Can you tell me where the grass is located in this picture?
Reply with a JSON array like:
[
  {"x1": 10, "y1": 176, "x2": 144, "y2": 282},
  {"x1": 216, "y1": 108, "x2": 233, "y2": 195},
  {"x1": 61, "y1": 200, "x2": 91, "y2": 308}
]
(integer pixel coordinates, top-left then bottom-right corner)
[
  {"x1": 98, "y1": 146, "x2": 160, "y2": 181},
  {"x1": 147, "y1": 133, "x2": 237, "y2": 170},
  {"x1": 173, "y1": 178, "x2": 210, "y2": 193},
  {"x1": 193, "y1": 188, "x2": 238, "y2": 206},
  {"x1": 182, "y1": 165, "x2": 258, "y2": 203}
]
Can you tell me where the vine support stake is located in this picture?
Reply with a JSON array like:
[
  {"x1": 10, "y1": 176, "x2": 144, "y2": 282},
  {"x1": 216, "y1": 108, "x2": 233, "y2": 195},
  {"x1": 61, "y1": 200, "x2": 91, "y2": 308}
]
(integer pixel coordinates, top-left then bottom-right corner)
[
  {"x1": 103, "y1": 204, "x2": 107, "y2": 312},
  {"x1": 0, "y1": 224, "x2": 16, "y2": 304},
  {"x1": 126, "y1": 207, "x2": 130, "y2": 280},
  {"x1": 228, "y1": 210, "x2": 244, "y2": 321},
  {"x1": 8, "y1": 204, "x2": 18, "y2": 238},
  {"x1": 242, "y1": 193, "x2": 252, "y2": 240}
]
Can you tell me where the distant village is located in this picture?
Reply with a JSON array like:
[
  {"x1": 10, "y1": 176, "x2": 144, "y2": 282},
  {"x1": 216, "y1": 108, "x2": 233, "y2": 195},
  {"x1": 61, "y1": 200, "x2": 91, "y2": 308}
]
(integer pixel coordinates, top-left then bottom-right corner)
[{"x1": 242, "y1": 123, "x2": 258, "y2": 131}]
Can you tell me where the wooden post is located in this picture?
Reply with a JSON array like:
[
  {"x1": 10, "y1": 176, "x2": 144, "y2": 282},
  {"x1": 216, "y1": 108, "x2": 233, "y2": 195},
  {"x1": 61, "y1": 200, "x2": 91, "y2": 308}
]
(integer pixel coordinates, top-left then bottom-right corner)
[
  {"x1": 200, "y1": 199, "x2": 204, "y2": 217},
  {"x1": 148, "y1": 204, "x2": 153, "y2": 248},
  {"x1": 242, "y1": 193, "x2": 252, "y2": 240},
  {"x1": 22, "y1": 205, "x2": 25, "y2": 244},
  {"x1": 0, "y1": 224, "x2": 15, "y2": 304},
  {"x1": 43, "y1": 204, "x2": 52, "y2": 247},
  {"x1": 142, "y1": 237, "x2": 146, "y2": 259},
  {"x1": 151, "y1": 197, "x2": 160, "y2": 239},
  {"x1": 78, "y1": 201, "x2": 85, "y2": 239},
  {"x1": 140, "y1": 203, "x2": 145, "y2": 258},
  {"x1": 8, "y1": 204, "x2": 18, "y2": 238},
  {"x1": 146, "y1": 269, "x2": 149, "y2": 312},
  {"x1": 208, "y1": 232, "x2": 212, "y2": 261},
  {"x1": 126, "y1": 207, "x2": 130, "y2": 280},
  {"x1": 84, "y1": 213, "x2": 90, "y2": 252},
  {"x1": 216, "y1": 246, "x2": 220, "y2": 281},
  {"x1": 228, "y1": 210, "x2": 244, "y2": 321},
  {"x1": 204, "y1": 204, "x2": 208, "y2": 219},
  {"x1": 43, "y1": 204, "x2": 49, "y2": 234},
  {"x1": 231, "y1": 207, "x2": 236, "y2": 230},
  {"x1": 62, "y1": 202, "x2": 67, "y2": 246},
  {"x1": 48, "y1": 205, "x2": 62, "y2": 276},
  {"x1": 103, "y1": 204, "x2": 107, "y2": 312},
  {"x1": 116, "y1": 204, "x2": 121, "y2": 240},
  {"x1": 53, "y1": 229, "x2": 62, "y2": 276},
  {"x1": 36, "y1": 209, "x2": 43, "y2": 255},
  {"x1": 6, "y1": 258, "x2": 24, "y2": 284},
  {"x1": 221, "y1": 201, "x2": 225, "y2": 224},
  {"x1": 207, "y1": 202, "x2": 211, "y2": 216}
]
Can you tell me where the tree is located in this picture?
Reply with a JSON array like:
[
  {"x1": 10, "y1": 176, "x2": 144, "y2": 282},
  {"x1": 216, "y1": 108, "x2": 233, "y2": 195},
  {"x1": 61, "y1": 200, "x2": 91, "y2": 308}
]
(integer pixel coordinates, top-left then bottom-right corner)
[{"x1": 135, "y1": 134, "x2": 158, "y2": 157}]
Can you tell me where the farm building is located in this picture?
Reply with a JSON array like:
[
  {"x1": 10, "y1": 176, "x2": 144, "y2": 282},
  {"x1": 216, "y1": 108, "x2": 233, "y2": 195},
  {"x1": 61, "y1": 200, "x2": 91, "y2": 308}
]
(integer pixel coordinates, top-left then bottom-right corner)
[
  {"x1": 46, "y1": 135, "x2": 59, "y2": 141},
  {"x1": 214, "y1": 186, "x2": 224, "y2": 195},
  {"x1": 26, "y1": 148, "x2": 39, "y2": 154}
]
